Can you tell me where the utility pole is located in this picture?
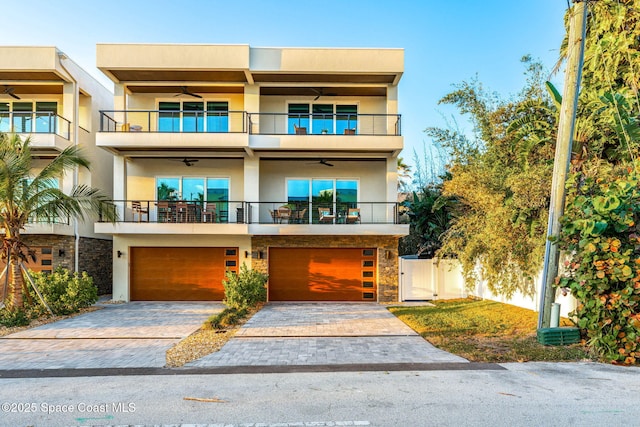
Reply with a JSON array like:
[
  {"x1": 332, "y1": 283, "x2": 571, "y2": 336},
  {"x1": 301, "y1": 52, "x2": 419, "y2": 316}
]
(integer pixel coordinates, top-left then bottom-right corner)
[{"x1": 538, "y1": 0, "x2": 588, "y2": 329}]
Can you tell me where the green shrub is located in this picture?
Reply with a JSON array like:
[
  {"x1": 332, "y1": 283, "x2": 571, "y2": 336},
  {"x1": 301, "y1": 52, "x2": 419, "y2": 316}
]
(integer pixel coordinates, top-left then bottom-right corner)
[
  {"x1": 559, "y1": 165, "x2": 640, "y2": 365},
  {"x1": 222, "y1": 263, "x2": 267, "y2": 309},
  {"x1": 0, "y1": 308, "x2": 29, "y2": 327},
  {"x1": 207, "y1": 307, "x2": 249, "y2": 330},
  {"x1": 29, "y1": 267, "x2": 98, "y2": 315}
]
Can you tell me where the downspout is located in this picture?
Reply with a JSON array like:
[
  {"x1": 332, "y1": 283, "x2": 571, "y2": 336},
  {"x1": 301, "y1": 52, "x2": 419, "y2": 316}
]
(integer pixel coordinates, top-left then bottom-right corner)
[{"x1": 57, "y1": 51, "x2": 80, "y2": 273}]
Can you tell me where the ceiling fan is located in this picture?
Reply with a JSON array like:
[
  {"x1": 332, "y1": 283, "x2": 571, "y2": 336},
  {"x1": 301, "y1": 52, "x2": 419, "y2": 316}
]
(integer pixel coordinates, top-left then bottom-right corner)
[
  {"x1": 306, "y1": 159, "x2": 334, "y2": 167},
  {"x1": 310, "y1": 88, "x2": 337, "y2": 101},
  {"x1": 174, "y1": 86, "x2": 202, "y2": 99},
  {"x1": 170, "y1": 158, "x2": 199, "y2": 167},
  {"x1": 2, "y1": 86, "x2": 20, "y2": 100}
]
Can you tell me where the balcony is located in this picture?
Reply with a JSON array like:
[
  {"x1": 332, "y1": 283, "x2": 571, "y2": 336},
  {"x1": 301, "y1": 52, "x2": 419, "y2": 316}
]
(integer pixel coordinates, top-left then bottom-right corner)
[
  {"x1": 23, "y1": 213, "x2": 73, "y2": 236},
  {"x1": 0, "y1": 111, "x2": 71, "y2": 151},
  {"x1": 247, "y1": 113, "x2": 402, "y2": 153},
  {"x1": 94, "y1": 200, "x2": 408, "y2": 236},
  {"x1": 96, "y1": 110, "x2": 249, "y2": 152}
]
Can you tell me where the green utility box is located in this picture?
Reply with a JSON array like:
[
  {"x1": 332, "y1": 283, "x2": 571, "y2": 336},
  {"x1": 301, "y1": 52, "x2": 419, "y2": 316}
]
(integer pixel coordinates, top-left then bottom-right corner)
[{"x1": 537, "y1": 327, "x2": 581, "y2": 346}]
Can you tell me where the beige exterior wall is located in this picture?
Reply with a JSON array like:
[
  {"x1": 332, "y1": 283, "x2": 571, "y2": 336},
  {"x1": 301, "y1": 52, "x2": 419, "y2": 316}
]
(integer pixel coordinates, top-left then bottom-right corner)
[{"x1": 112, "y1": 234, "x2": 252, "y2": 301}]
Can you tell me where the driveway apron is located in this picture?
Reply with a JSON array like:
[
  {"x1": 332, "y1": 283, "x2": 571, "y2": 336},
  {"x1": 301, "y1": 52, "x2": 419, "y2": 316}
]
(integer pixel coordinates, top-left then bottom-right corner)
[
  {"x1": 188, "y1": 303, "x2": 467, "y2": 367},
  {"x1": 0, "y1": 302, "x2": 223, "y2": 370}
]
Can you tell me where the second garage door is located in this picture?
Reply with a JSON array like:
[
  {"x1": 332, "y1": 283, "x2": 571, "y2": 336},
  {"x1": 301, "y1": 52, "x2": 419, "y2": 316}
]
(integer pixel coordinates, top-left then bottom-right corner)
[
  {"x1": 269, "y1": 248, "x2": 377, "y2": 301},
  {"x1": 130, "y1": 247, "x2": 238, "y2": 301}
]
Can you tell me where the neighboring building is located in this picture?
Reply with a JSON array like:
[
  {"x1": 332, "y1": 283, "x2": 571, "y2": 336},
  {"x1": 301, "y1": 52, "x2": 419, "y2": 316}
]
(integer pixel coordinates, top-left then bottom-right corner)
[
  {"x1": 95, "y1": 43, "x2": 408, "y2": 302},
  {"x1": 0, "y1": 47, "x2": 114, "y2": 293}
]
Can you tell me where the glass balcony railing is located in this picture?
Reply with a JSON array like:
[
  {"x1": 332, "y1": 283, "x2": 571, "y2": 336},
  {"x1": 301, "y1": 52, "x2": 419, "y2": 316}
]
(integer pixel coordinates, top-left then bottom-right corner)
[
  {"x1": 248, "y1": 113, "x2": 401, "y2": 136},
  {"x1": 0, "y1": 112, "x2": 71, "y2": 139},
  {"x1": 99, "y1": 110, "x2": 248, "y2": 133}
]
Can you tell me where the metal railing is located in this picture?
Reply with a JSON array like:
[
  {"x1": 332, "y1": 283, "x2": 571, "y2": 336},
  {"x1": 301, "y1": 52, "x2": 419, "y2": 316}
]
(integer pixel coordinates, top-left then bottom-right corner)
[
  {"x1": 245, "y1": 201, "x2": 402, "y2": 224},
  {"x1": 0, "y1": 112, "x2": 71, "y2": 139},
  {"x1": 247, "y1": 113, "x2": 402, "y2": 136},
  {"x1": 27, "y1": 213, "x2": 70, "y2": 225},
  {"x1": 99, "y1": 110, "x2": 248, "y2": 133},
  {"x1": 99, "y1": 200, "x2": 404, "y2": 225},
  {"x1": 100, "y1": 200, "x2": 247, "y2": 224}
]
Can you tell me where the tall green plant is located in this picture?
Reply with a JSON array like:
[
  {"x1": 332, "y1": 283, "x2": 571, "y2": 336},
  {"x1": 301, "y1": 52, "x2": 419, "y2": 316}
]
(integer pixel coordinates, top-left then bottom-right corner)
[
  {"x1": 0, "y1": 133, "x2": 116, "y2": 309},
  {"x1": 559, "y1": 164, "x2": 640, "y2": 365},
  {"x1": 431, "y1": 57, "x2": 556, "y2": 297}
]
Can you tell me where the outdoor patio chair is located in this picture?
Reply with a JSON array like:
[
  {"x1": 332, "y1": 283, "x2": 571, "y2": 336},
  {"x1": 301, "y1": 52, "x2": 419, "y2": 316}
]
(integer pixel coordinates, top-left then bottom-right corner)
[
  {"x1": 202, "y1": 203, "x2": 217, "y2": 223},
  {"x1": 294, "y1": 124, "x2": 307, "y2": 135},
  {"x1": 277, "y1": 206, "x2": 291, "y2": 223},
  {"x1": 131, "y1": 200, "x2": 148, "y2": 222},
  {"x1": 318, "y1": 207, "x2": 335, "y2": 224},
  {"x1": 346, "y1": 208, "x2": 361, "y2": 224}
]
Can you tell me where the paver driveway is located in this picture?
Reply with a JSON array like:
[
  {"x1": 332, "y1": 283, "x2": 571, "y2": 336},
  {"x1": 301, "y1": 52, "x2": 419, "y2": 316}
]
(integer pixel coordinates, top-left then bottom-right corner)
[
  {"x1": 0, "y1": 302, "x2": 223, "y2": 369},
  {"x1": 188, "y1": 303, "x2": 468, "y2": 367}
]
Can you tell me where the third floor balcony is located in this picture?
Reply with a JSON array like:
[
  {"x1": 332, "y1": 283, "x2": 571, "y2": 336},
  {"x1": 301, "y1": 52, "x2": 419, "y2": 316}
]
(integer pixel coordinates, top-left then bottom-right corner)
[{"x1": 0, "y1": 111, "x2": 71, "y2": 152}]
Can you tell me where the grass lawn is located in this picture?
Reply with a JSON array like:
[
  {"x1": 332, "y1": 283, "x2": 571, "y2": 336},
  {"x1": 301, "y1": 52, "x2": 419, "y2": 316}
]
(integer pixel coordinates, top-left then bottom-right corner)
[{"x1": 389, "y1": 298, "x2": 596, "y2": 363}]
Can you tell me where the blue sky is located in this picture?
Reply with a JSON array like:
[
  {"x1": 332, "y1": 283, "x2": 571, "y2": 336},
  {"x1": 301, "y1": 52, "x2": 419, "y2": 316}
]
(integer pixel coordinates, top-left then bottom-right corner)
[{"x1": 5, "y1": 0, "x2": 568, "y2": 172}]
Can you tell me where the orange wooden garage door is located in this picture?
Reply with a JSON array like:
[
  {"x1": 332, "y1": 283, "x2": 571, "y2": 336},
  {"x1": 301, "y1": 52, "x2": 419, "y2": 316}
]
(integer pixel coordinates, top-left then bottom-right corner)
[
  {"x1": 130, "y1": 247, "x2": 238, "y2": 301},
  {"x1": 268, "y1": 248, "x2": 377, "y2": 301}
]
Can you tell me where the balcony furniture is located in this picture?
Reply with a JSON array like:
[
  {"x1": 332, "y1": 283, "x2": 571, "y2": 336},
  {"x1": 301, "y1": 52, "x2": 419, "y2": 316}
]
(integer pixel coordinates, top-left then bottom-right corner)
[
  {"x1": 175, "y1": 201, "x2": 190, "y2": 223},
  {"x1": 346, "y1": 208, "x2": 361, "y2": 224},
  {"x1": 344, "y1": 128, "x2": 356, "y2": 135},
  {"x1": 269, "y1": 210, "x2": 278, "y2": 223},
  {"x1": 129, "y1": 124, "x2": 142, "y2": 132},
  {"x1": 131, "y1": 201, "x2": 148, "y2": 222},
  {"x1": 294, "y1": 124, "x2": 307, "y2": 135},
  {"x1": 318, "y1": 207, "x2": 335, "y2": 224},
  {"x1": 121, "y1": 123, "x2": 130, "y2": 132},
  {"x1": 293, "y1": 208, "x2": 307, "y2": 224},
  {"x1": 202, "y1": 203, "x2": 217, "y2": 223},
  {"x1": 157, "y1": 201, "x2": 173, "y2": 222},
  {"x1": 277, "y1": 206, "x2": 291, "y2": 223}
]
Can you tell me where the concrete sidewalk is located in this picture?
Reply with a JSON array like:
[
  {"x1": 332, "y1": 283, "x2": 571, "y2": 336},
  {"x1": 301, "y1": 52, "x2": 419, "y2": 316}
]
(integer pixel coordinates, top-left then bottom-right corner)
[
  {"x1": 188, "y1": 303, "x2": 467, "y2": 367},
  {"x1": 0, "y1": 302, "x2": 223, "y2": 369}
]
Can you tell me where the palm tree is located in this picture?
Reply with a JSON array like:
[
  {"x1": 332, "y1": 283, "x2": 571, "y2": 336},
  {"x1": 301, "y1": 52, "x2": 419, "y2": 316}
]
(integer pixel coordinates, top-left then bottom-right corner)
[
  {"x1": 0, "y1": 133, "x2": 116, "y2": 310},
  {"x1": 397, "y1": 156, "x2": 412, "y2": 192}
]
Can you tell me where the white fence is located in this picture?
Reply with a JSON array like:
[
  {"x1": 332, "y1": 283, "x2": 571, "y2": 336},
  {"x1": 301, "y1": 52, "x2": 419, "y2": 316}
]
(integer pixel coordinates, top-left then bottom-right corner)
[{"x1": 398, "y1": 256, "x2": 577, "y2": 317}]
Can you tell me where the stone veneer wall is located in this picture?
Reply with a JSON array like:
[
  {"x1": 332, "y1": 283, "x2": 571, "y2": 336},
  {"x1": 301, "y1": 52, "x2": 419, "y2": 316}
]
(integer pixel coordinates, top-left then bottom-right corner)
[
  {"x1": 78, "y1": 237, "x2": 113, "y2": 295},
  {"x1": 20, "y1": 235, "x2": 113, "y2": 295},
  {"x1": 251, "y1": 235, "x2": 400, "y2": 302},
  {"x1": 21, "y1": 235, "x2": 76, "y2": 271}
]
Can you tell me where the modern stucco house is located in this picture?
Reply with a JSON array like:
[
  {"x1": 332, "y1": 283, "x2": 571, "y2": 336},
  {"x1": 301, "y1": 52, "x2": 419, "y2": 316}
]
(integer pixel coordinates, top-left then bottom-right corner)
[
  {"x1": 94, "y1": 43, "x2": 408, "y2": 302},
  {"x1": 0, "y1": 46, "x2": 114, "y2": 293}
]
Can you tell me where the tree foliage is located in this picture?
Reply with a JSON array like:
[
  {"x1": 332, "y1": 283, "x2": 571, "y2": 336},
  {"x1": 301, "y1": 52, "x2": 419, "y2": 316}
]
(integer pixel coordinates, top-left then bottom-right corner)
[
  {"x1": 0, "y1": 133, "x2": 116, "y2": 310},
  {"x1": 430, "y1": 57, "x2": 557, "y2": 297}
]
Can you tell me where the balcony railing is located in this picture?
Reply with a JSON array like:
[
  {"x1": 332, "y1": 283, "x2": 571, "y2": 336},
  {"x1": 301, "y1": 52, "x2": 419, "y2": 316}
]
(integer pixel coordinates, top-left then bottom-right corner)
[
  {"x1": 246, "y1": 202, "x2": 403, "y2": 224},
  {"x1": 0, "y1": 112, "x2": 71, "y2": 139},
  {"x1": 248, "y1": 113, "x2": 401, "y2": 136},
  {"x1": 99, "y1": 110, "x2": 248, "y2": 133},
  {"x1": 98, "y1": 200, "x2": 405, "y2": 225},
  {"x1": 27, "y1": 213, "x2": 70, "y2": 225},
  {"x1": 100, "y1": 200, "x2": 247, "y2": 223}
]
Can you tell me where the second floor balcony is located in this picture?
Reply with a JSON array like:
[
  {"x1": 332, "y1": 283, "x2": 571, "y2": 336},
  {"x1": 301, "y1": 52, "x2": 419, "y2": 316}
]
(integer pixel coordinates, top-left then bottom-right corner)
[
  {"x1": 248, "y1": 113, "x2": 401, "y2": 136},
  {"x1": 95, "y1": 200, "x2": 408, "y2": 236}
]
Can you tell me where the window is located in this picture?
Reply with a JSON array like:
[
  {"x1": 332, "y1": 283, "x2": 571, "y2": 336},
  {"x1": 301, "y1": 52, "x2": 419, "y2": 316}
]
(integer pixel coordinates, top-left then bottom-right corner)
[
  {"x1": 286, "y1": 178, "x2": 358, "y2": 223},
  {"x1": 159, "y1": 101, "x2": 229, "y2": 133},
  {"x1": 288, "y1": 103, "x2": 357, "y2": 134},
  {"x1": 288, "y1": 104, "x2": 309, "y2": 134},
  {"x1": 207, "y1": 102, "x2": 229, "y2": 132},
  {"x1": 156, "y1": 177, "x2": 230, "y2": 221},
  {"x1": 0, "y1": 102, "x2": 58, "y2": 133},
  {"x1": 158, "y1": 102, "x2": 180, "y2": 132},
  {"x1": 35, "y1": 102, "x2": 57, "y2": 133},
  {"x1": 312, "y1": 104, "x2": 333, "y2": 134},
  {"x1": 13, "y1": 102, "x2": 33, "y2": 133}
]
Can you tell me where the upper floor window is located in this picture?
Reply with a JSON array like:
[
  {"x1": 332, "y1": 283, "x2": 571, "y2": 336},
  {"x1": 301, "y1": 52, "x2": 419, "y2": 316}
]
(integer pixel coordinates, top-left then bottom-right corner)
[
  {"x1": 287, "y1": 103, "x2": 357, "y2": 135},
  {"x1": 158, "y1": 101, "x2": 229, "y2": 133},
  {"x1": 0, "y1": 101, "x2": 57, "y2": 133}
]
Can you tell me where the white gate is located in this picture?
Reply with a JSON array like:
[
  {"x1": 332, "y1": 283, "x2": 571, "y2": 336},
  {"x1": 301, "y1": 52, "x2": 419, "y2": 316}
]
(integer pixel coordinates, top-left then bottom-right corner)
[{"x1": 398, "y1": 256, "x2": 467, "y2": 302}]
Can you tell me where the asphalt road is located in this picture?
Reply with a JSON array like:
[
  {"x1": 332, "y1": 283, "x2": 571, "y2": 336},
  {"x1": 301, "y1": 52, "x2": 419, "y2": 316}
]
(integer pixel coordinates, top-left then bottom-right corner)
[{"x1": 0, "y1": 362, "x2": 638, "y2": 426}]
